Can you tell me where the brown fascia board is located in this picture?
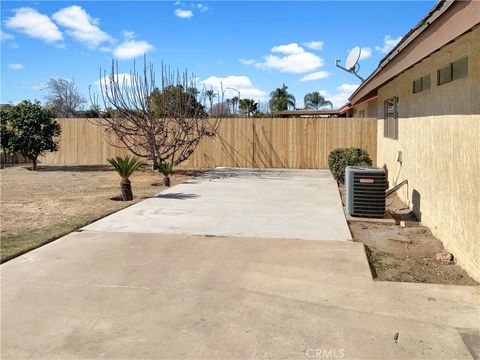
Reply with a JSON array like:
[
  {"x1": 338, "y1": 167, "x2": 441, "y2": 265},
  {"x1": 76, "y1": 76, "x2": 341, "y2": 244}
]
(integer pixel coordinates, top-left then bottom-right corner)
[
  {"x1": 275, "y1": 109, "x2": 340, "y2": 115},
  {"x1": 349, "y1": 0, "x2": 480, "y2": 105}
]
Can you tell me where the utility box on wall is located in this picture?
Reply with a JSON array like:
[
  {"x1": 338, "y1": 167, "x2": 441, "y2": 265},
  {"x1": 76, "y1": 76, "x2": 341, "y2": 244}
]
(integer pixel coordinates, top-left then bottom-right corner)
[{"x1": 345, "y1": 166, "x2": 387, "y2": 218}]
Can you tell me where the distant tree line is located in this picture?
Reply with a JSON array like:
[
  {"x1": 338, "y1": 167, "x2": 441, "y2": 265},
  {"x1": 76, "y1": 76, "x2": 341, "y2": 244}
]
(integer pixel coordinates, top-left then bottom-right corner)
[
  {"x1": 0, "y1": 72, "x2": 335, "y2": 171},
  {"x1": 13, "y1": 77, "x2": 334, "y2": 119},
  {"x1": 268, "y1": 84, "x2": 333, "y2": 112},
  {"x1": 206, "y1": 84, "x2": 334, "y2": 117}
]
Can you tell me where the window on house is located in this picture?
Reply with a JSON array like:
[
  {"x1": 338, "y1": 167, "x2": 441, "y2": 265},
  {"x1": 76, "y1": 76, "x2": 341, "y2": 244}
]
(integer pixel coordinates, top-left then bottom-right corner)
[
  {"x1": 437, "y1": 56, "x2": 468, "y2": 85},
  {"x1": 452, "y1": 56, "x2": 468, "y2": 80},
  {"x1": 383, "y1": 97, "x2": 398, "y2": 139},
  {"x1": 413, "y1": 74, "x2": 431, "y2": 93}
]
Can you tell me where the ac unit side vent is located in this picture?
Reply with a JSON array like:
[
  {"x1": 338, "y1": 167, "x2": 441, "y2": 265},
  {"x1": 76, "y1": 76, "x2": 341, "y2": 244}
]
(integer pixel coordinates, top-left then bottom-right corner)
[{"x1": 345, "y1": 166, "x2": 387, "y2": 218}]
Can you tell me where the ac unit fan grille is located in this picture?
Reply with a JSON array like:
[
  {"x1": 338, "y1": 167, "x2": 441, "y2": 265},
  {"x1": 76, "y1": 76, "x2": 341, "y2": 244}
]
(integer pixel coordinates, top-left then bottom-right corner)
[{"x1": 350, "y1": 172, "x2": 387, "y2": 218}]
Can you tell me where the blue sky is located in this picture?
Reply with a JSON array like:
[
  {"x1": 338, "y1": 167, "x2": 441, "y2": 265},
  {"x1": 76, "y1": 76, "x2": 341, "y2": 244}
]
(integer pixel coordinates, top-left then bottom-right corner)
[{"x1": 1, "y1": 1, "x2": 435, "y2": 109}]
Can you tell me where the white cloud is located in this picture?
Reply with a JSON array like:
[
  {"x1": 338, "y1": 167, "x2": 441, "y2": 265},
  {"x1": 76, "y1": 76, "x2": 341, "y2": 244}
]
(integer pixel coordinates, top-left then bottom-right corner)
[
  {"x1": 318, "y1": 90, "x2": 348, "y2": 108},
  {"x1": 303, "y1": 41, "x2": 324, "y2": 51},
  {"x1": 197, "y1": 3, "x2": 208, "y2": 12},
  {"x1": 271, "y1": 43, "x2": 305, "y2": 54},
  {"x1": 256, "y1": 51, "x2": 324, "y2": 74},
  {"x1": 359, "y1": 47, "x2": 372, "y2": 60},
  {"x1": 52, "y1": 6, "x2": 112, "y2": 48},
  {"x1": 113, "y1": 38, "x2": 154, "y2": 59},
  {"x1": 1, "y1": 30, "x2": 15, "y2": 41},
  {"x1": 336, "y1": 84, "x2": 359, "y2": 93},
  {"x1": 174, "y1": 9, "x2": 193, "y2": 18},
  {"x1": 5, "y1": 7, "x2": 63, "y2": 43},
  {"x1": 94, "y1": 73, "x2": 134, "y2": 90},
  {"x1": 9, "y1": 63, "x2": 24, "y2": 70},
  {"x1": 239, "y1": 58, "x2": 255, "y2": 65},
  {"x1": 245, "y1": 43, "x2": 324, "y2": 74},
  {"x1": 121, "y1": 30, "x2": 135, "y2": 40},
  {"x1": 375, "y1": 35, "x2": 402, "y2": 54},
  {"x1": 299, "y1": 71, "x2": 330, "y2": 82},
  {"x1": 317, "y1": 84, "x2": 360, "y2": 108},
  {"x1": 201, "y1": 75, "x2": 267, "y2": 101}
]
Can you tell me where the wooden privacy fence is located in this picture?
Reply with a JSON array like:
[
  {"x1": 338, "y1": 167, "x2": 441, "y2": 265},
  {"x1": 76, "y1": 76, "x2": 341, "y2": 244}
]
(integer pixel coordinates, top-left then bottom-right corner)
[{"x1": 40, "y1": 117, "x2": 377, "y2": 169}]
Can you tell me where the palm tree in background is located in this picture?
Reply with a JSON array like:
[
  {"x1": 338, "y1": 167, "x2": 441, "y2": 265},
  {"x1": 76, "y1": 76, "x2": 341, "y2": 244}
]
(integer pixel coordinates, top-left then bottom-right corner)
[
  {"x1": 205, "y1": 89, "x2": 217, "y2": 113},
  {"x1": 231, "y1": 96, "x2": 239, "y2": 115},
  {"x1": 269, "y1": 84, "x2": 295, "y2": 112},
  {"x1": 225, "y1": 98, "x2": 232, "y2": 115},
  {"x1": 304, "y1": 91, "x2": 333, "y2": 109},
  {"x1": 239, "y1": 99, "x2": 258, "y2": 117}
]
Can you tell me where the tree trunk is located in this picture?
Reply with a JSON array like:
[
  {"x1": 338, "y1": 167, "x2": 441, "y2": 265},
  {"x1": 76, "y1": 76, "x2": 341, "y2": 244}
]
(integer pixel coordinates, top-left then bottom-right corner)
[
  {"x1": 120, "y1": 178, "x2": 133, "y2": 201},
  {"x1": 32, "y1": 157, "x2": 38, "y2": 171},
  {"x1": 163, "y1": 175, "x2": 170, "y2": 187},
  {"x1": 151, "y1": 153, "x2": 158, "y2": 172}
]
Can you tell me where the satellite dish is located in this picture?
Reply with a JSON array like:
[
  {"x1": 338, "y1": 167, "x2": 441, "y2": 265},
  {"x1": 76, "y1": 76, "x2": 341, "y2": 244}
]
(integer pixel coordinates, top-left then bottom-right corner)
[
  {"x1": 335, "y1": 46, "x2": 364, "y2": 82},
  {"x1": 345, "y1": 46, "x2": 361, "y2": 71}
]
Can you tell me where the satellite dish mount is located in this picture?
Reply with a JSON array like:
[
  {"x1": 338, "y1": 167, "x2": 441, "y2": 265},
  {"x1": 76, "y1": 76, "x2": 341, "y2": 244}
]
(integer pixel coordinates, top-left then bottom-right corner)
[{"x1": 336, "y1": 46, "x2": 365, "y2": 82}]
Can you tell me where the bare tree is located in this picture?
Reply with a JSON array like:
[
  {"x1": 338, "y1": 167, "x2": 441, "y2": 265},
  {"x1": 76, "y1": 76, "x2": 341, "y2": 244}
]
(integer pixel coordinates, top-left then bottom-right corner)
[
  {"x1": 44, "y1": 78, "x2": 86, "y2": 117},
  {"x1": 210, "y1": 101, "x2": 231, "y2": 117},
  {"x1": 90, "y1": 58, "x2": 219, "y2": 171}
]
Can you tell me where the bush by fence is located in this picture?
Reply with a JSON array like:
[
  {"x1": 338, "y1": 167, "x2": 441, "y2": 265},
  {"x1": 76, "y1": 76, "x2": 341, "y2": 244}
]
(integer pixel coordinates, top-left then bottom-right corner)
[{"x1": 328, "y1": 147, "x2": 373, "y2": 183}]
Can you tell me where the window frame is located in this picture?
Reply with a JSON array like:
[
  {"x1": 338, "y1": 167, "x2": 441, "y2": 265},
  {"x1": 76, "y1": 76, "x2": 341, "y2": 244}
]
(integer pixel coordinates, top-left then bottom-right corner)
[
  {"x1": 412, "y1": 74, "x2": 431, "y2": 94},
  {"x1": 437, "y1": 56, "x2": 468, "y2": 86},
  {"x1": 383, "y1": 96, "x2": 398, "y2": 140}
]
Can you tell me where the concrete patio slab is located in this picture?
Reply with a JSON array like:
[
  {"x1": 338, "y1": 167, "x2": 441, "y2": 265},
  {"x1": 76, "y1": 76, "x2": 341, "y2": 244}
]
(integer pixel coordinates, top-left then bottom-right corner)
[
  {"x1": 3, "y1": 168, "x2": 479, "y2": 359},
  {"x1": 2, "y1": 231, "x2": 479, "y2": 359},
  {"x1": 82, "y1": 168, "x2": 352, "y2": 241}
]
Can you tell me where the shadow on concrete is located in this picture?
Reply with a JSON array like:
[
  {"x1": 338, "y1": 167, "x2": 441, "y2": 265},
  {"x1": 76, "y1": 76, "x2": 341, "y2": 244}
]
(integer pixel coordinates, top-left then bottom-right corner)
[
  {"x1": 198, "y1": 168, "x2": 310, "y2": 182},
  {"x1": 460, "y1": 331, "x2": 480, "y2": 360},
  {"x1": 154, "y1": 192, "x2": 199, "y2": 200},
  {"x1": 173, "y1": 169, "x2": 208, "y2": 177}
]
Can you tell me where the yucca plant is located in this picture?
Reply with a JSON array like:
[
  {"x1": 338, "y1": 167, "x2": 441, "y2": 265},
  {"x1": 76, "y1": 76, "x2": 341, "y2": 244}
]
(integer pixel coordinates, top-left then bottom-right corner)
[
  {"x1": 157, "y1": 162, "x2": 173, "y2": 187},
  {"x1": 107, "y1": 155, "x2": 144, "y2": 201}
]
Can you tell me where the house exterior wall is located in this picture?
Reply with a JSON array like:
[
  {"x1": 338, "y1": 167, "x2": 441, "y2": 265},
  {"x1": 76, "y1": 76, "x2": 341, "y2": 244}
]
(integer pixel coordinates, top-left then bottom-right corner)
[
  {"x1": 376, "y1": 27, "x2": 480, "y2": 280},
  {"x1": 352, "y1": 98, "x2": 378, "y2": 118}
]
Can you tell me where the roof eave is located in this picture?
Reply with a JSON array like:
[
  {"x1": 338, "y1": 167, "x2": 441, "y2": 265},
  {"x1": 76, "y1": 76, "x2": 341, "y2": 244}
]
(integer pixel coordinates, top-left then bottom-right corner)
[{"x1": 348, "y1": 0, "x2": 453, "y2": 103}]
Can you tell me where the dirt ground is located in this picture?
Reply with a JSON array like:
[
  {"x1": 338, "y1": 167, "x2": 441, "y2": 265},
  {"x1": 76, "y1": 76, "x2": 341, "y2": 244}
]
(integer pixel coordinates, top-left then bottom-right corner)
[
  {"x1": 339, "y1": 185, "x2": 478, "y2": 286},
  {"x1": 0, "y1": 165, "x2": 206, "y2": 262}
]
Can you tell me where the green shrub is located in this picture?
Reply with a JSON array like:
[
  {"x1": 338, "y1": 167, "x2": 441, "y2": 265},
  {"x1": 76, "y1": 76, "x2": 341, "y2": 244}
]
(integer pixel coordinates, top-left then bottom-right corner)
[
  {"x1": 107, "y1": 155, "x2": 144, "y2": 201},
  {"x1": 108, "y1": 155, "x2": 144, "y2": 179},
  {"x1": 157, "y1": 163, "x2": 173, "y2": 187},
  {"x1": 157, "y1": 162, "x2": 173, "y2": 176},
  {"x1": 328, "y1": 148, "x2": 372, "y2": 183}
]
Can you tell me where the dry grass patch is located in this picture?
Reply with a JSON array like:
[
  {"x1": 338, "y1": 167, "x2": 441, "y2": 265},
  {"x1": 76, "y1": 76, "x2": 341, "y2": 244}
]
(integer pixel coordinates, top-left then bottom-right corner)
[{"x1": 0, "y1": 165, "x2": 206, "y2": 261}]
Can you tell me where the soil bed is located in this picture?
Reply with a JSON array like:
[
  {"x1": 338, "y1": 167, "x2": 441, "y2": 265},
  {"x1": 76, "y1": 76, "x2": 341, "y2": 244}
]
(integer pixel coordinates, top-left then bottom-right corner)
[{"x1": 339, "y1": 184, "x2": 478, "y2": 286}]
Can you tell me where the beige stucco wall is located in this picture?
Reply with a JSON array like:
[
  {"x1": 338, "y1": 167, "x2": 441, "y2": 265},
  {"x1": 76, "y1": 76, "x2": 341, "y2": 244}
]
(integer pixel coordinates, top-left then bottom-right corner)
[
  {"x1": 352, "y1": 98, "x2": 378, "y2": 118},
  {"x1": 376, "y1": 27, "x2": 480, "y2": 281}
]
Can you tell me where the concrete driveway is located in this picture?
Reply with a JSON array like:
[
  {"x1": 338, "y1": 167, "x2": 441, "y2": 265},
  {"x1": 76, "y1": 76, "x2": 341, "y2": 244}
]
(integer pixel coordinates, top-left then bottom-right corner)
[
  {"x1": 2, "y1": 168, "x2": 479, "y2": 359},
  {"x1": 83, "y1": 168, "x2": 352, "y2": 241},
  {"x1": 2, "y1": 231, "x2": 479, "y2": 359}
]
